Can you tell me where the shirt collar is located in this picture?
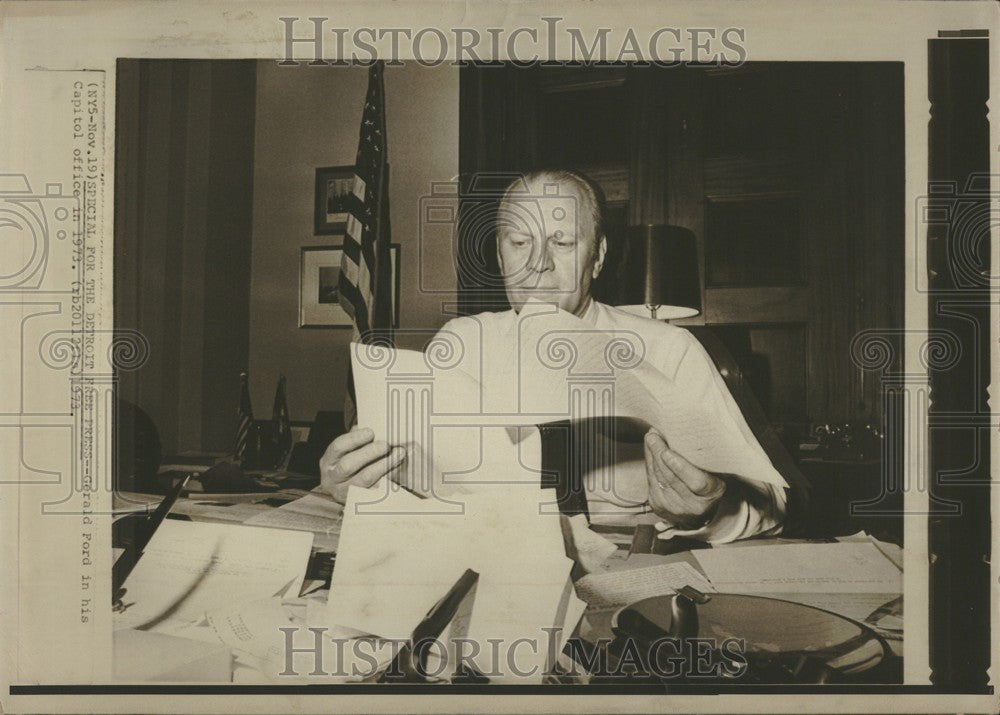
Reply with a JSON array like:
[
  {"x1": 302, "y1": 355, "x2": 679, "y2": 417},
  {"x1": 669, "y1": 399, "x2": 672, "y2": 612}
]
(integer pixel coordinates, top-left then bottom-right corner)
[
  {"x1": 579, "y1": 297, "x2": 599, "y2": 325},
  {"x1": 505, "y1": 297, "x2": 600, "y2": 333}
]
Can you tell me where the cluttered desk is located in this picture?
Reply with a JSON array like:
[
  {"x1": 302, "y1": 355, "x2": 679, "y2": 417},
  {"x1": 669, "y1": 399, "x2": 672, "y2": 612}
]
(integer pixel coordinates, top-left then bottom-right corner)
[{"x1": 111, "y1": 463, "x2": 902, "y2": 686}]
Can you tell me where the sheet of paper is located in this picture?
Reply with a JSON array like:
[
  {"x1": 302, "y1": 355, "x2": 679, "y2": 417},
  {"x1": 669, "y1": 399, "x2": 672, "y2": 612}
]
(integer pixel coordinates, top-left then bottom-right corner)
[
  {"x1": 836, "y1": 531, "x2": 904, "y2": 571},
  {"x1": 241, "y1": 492, "x2": 344, "y2": 551},
  {"x1": 351, "y1": 343, "x2": 526, "y2": 482},
  {"x1": 171, "y1": 500, "x2": 274, "y2": 524},
  {"x1": 351, "y1": 342, "x2": 430, "y2": 441},
  {"x1": 693, "y1": 542, "x2": 902, "y2": 594},
  {"x1": 514, "y1": 303, "x2": 788, "y2": 488},
  {"x1": 326, "y1": 485, "x2": 472, "y2": 641},
  {"x1": 562, "y1": 513, "x2": 618, "y2": 573},
  {"x1": 574, "y1": 561, "x2": 718, "y2": 611},
  {"x1": 115, "y1": 520, "x2": 313, "y2": 629},
  {"x1": 205, "y1": 597, "x2": 293, "y2": 664},
  {"x1": 326, "y1": 484, "x2": 577, "y2": 683}
]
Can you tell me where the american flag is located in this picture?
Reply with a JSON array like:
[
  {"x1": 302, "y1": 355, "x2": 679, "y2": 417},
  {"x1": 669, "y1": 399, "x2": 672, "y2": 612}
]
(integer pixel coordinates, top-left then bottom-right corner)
[
  {"x1": 339, "y1": 61, "x2": 392, "y2": 427},
  {"x1": 234, "y1": 371, "x2": 254, "y2": 464},
  {"x1": 271, "y1": 373, "x2": 292, "y2": 463},
  {"x1": 339, "y1": 61, "x2": 391, "y2": 339}
]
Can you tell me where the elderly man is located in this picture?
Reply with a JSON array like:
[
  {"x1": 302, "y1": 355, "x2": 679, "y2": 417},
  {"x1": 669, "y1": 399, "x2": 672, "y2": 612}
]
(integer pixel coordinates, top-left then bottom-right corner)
[{"x1": 321, "y1": 169, "x2": 786, "y2": 543}]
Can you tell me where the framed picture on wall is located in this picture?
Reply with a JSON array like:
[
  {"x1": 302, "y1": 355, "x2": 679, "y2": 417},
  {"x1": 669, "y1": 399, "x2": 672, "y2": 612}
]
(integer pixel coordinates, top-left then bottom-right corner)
[
  {"x1": 299, "y1": 244, "x2": 400, "y2": 328},
  {"x1": 314, "y1": 165, "x2": 359, "y2": 234}
]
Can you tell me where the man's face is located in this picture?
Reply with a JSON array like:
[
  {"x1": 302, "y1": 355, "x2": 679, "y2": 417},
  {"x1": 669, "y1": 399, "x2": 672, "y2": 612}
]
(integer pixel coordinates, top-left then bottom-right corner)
[{"x1": 496, "y1": 176, "x2": 607, "y2": 317}]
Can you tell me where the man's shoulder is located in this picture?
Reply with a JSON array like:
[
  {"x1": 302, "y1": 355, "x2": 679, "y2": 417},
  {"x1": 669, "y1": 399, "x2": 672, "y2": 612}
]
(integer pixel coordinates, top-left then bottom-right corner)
[
  {"x1": 439, "y1": 309, "x2": 515, "y2": 332},
  {"x1": 592, "y1": 302, "x2": 695, "y2": 343}
]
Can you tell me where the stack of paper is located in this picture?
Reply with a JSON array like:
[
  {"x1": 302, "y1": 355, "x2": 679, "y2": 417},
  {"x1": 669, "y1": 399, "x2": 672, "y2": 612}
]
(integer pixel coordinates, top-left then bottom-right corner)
[
  {"x1": 693, "y1": 541, "x2": 902, "y2": 623},
  {"x1": 326, "y1": 484, "x2": 586, "y2": 683}
]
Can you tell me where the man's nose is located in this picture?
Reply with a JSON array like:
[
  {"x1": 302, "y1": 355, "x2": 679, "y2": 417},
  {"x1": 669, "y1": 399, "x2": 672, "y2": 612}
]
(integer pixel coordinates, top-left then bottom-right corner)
[{"x1": 527, "y1": 243, "x2": 554, "y2": 273}]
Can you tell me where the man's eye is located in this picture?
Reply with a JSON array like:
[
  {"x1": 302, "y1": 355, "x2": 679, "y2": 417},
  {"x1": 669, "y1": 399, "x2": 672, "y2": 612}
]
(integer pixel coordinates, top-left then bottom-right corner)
[{"x1": 508, "y1": 239, "x2": 529, "y2": 247}]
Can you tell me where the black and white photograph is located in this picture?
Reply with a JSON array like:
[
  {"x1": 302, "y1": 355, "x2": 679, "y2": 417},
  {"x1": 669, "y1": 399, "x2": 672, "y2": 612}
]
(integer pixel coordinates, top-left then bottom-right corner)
[
  {"x1": 109, "y1": 53, "x2": 910, "y2": 686},
  {"x1": 0, "y1": 1, "x2": 996, "y2": 713},
  {"x1": 300, "y1": 244, "x2": 400, "y2": 327},
  {"x1": 314, "y1": 165, "x2": 357, "y2": 234}
]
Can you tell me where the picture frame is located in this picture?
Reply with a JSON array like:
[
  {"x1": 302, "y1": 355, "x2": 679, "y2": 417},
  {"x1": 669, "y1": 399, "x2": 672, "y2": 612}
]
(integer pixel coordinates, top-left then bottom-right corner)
[
  {"x1": 314, "y1": 165, "x2": 358, "y2": 234},
  {"x1": 299, "y1": 244, "x2": 400, "y2": 328}
]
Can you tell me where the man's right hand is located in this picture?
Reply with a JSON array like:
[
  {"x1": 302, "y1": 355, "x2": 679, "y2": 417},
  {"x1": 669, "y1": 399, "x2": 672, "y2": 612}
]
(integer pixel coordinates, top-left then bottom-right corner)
[{"x1": 319, "y1": 426, "x2": 406, "y2": 503}]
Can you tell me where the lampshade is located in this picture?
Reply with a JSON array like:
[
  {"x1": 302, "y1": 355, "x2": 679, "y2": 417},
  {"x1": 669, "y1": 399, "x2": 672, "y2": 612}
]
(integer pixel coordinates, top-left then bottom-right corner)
[{"x1": 615, "y1": 224, "x2": 702, "y2": 320}]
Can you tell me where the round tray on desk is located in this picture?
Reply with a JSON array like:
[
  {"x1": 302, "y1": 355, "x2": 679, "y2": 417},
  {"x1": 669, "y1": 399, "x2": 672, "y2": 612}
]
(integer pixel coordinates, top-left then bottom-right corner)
[{"x1": 610, "y1": 592, "x2": 889, "y2": 682}]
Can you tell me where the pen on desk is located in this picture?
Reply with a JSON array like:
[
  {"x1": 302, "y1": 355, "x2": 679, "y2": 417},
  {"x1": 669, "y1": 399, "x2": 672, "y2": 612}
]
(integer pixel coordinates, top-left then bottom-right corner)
[
  {"x1": 113, "y1": 472, "x2": 193, "y2": 605},
  {"x1": 140, "y1": 472, "x2": 194, "y2": 548}
]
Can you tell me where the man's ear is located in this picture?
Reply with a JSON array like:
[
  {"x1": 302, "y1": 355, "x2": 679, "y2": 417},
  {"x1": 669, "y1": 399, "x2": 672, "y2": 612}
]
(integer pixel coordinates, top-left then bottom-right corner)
[{"x1": 592, "y1": 235, "x2": 608, "y2": 279}]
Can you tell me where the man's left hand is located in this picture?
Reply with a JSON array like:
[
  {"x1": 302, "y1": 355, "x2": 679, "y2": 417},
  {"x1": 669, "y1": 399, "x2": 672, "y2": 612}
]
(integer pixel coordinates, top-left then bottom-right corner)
[{"x1": 644, "y1": 430, "x2": 727, "y2": 529}]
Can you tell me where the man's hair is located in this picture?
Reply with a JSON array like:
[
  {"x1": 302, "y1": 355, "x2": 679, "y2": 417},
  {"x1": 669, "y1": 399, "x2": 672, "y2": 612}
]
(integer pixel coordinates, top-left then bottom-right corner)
[{"x1": 498, "y1": 168, "x2": 608, "y2": 245}]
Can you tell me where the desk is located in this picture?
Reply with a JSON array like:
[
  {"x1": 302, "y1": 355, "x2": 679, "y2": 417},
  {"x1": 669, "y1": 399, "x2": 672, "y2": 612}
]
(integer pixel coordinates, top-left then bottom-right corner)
[{"x1": 112, "y1": 488, "x2": 903, "y2": 684}]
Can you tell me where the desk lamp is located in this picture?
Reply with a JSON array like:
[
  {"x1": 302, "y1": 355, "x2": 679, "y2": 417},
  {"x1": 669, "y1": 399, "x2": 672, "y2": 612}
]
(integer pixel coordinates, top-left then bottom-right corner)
[{"x1": 616, "y1": 224, "x2": 702, "y2": 321}]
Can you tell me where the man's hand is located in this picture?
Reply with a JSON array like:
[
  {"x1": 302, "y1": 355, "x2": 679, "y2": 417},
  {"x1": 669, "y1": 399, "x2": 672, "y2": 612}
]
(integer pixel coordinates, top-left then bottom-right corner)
[
  {"x1": 319, "y1": 426, "x2": 406, "y2": 503},
  {"x1": 387, "y1": 440, "x2": 459, "y2": 499},
  {"x1": 644, "y1": 430, "x2": 727, "y2": 529}
]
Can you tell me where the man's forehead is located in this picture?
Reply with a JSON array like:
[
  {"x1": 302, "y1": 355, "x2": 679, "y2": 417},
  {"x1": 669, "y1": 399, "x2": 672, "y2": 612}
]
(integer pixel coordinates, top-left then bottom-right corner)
[
  {"x1": 510, "y1": 175, "x2": 585, "y2": 202},
  {"x1": 501, "y1": 177, "x2": 593, "y2": 224}
]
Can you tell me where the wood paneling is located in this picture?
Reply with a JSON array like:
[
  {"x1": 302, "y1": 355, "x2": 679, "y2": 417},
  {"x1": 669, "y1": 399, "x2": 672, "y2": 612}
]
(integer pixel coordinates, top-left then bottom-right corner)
[
  {"x1": 705, "y1": 195, "x2": 804, "y2": 287},
  {"x1": 627, "y1": 68, "x2": 668, "y2": 226},
  {"x1": 704, "y1": 287, "x2": 810, "y2": 324},
  {"x1": 703, "y1": 155, "x2": 802, "y2": 198},
  {"x1": 800, "y1": 65, "x2": 862, "y2": 424}
]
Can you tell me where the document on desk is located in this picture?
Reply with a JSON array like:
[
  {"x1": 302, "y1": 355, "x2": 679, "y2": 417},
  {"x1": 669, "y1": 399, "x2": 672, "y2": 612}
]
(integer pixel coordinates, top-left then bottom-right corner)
[
  {"x1": 205, "y1": 597, "x2": 293, "y2": 665},
  {"x1": 115, "y1": 520, "x2": 313, "y2": 630},
  {"x1": 693, "y1": 542, "x2": 902, "y2": 594},
  {"x1": 241, "y1": 492, "x2": 344, "y2": 551},
  {"x1": 574, "y1": 561, "x2": 718, "y2": 611}
]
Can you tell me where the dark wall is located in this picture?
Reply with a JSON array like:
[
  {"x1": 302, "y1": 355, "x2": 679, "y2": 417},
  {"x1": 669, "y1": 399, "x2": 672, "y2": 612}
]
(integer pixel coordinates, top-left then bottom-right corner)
[{"x1": 114, "y1": 59, "x2": 257, "y2": 457}]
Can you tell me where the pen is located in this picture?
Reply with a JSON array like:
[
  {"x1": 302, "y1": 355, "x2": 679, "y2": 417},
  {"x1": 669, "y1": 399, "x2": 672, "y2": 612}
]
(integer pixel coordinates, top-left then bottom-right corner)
[{"x1": 113, "y1": 472, "x2": 193, "y2": 605}]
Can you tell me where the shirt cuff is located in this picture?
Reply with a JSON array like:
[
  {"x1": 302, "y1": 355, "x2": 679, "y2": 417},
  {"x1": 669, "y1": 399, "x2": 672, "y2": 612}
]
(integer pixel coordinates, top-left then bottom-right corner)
[{"x1": 654, "y1": 479, "x2": 749, "y2": 544}]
